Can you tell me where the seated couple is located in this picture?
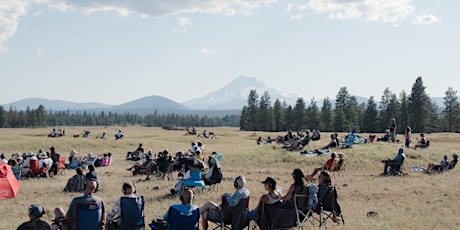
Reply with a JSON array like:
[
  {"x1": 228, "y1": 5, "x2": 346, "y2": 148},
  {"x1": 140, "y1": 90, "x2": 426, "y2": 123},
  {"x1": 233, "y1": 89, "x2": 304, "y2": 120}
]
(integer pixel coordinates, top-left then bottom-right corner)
[{"x1": 425, "y1": 153, "x2": 458, "y2": 174}]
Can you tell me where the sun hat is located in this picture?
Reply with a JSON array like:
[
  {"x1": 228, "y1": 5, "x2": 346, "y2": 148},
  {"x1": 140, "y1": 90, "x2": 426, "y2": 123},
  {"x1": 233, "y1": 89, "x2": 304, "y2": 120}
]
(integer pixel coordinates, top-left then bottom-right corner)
[
  {"x1": 261, "y1": 177, "x2": 276, "y2": 186},
  {"x1": 12, "y1": 152, "x2": 20, "y2": 159},
  {"x1": 38, "y1": 152, "x2": 48, "y2": 159},
  {"x1": 27, "y1": 151, "x2": 34, "y2": 157},
  {"x1": 38, "y1": 149, "x2": 45, "y2": 154},
  {"x1": 69, "y1": 149, "x2": 78, "y2": 156}
]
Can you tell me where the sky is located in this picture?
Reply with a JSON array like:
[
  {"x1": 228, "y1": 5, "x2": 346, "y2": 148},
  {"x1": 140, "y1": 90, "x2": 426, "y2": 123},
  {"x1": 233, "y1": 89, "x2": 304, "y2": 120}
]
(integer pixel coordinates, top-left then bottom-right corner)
[{"x1": 1, "y1": 0, "x2": 459, "y2": 106}]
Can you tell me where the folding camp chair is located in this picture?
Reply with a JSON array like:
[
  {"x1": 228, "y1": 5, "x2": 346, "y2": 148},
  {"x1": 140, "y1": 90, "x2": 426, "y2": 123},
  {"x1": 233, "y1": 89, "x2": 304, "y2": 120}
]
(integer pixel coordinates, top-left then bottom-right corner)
[
  {"x1": 182, "y1": 169, "x2": 206, "y2": 193},
  {"x1": 57, "y1": 157, "x2": 66, "y2": 176},
  {"x1": 208, "y1": 196, "x2": 250, "y2": 230},
  {"x1": 294, "y1": 184, "x2": 319, "y2": 229},
  {"x1": 389, "y1": 157, "x2": 405, "y2": 176},
  {"x1": 114, "y1": 196, "x2": 145, "y2": 230},
  {"x1": 254, "y1": 201, "x2": 282, "y2": 230},
  {"x1": 28, "y1": 159, "x2": 40, "y2": 177},
  {"x1": 317, "y1": 186, "x2": 345, "y2": 227},
  {"x1": 167, "y1": 206, "x2": 200, "y2": 230},
  {"x1": 339, "y1": 135, "x2": 355, "y2": 148},
  {"x1": 334, "y1": 160, "x2": 347, "y2": 178},
  {"x1": 75, "y1": 200, "x2": 104, "y2": 230}
]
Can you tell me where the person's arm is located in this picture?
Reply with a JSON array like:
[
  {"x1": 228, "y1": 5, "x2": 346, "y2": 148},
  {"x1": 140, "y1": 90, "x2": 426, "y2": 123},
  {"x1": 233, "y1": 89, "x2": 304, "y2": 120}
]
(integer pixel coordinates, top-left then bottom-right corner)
[
  {"x1": 284, "y1": 184, "x2": 295, "y2": 201},
  {"x1": 106, "y1": 198, "x2": 121, "y2": 221},
  {"x1": 254, "y1": 194, "x2": 268, "y2": 213},
  {"x1": 224, "y1": 191, "x2": 243, "y2": 207},
  {"x1": 66, "y1": 198, "x2": 77, "y2": 222},
  {"x1": 100, "y1": 201, "x2": 106, "y2": 228}
]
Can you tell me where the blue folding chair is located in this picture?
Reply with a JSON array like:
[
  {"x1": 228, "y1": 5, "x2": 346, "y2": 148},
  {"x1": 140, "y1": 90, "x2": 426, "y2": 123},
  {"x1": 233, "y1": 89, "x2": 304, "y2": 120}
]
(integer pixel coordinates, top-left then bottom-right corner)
[
  {"x1": 167, "y1": 206, "x2": 200, "y2": 230},
  {"x1": 119, "y1": 196, "x2": 145, "y2": 230},
  {"x1": 76, "y1": 201, "x2": 104, "y2": 230}
]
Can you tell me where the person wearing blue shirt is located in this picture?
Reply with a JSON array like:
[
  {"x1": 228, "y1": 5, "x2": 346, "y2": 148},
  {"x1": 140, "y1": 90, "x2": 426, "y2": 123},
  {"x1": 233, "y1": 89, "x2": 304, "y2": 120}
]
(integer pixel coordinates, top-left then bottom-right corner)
[{"x1": 163, "y1": 188, "x2": 198, "y2": 220}]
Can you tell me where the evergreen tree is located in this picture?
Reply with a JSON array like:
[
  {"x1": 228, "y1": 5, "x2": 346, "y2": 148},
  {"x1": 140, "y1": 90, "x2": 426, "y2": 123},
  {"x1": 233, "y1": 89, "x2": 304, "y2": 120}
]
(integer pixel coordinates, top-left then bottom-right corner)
[
  {"x1": 425, "y1": 100, "x2": 440, "y2": 133},
  {"x1": 409, "y1": 77, "x2": 430, "y2": 133},
  {"x1": 293, "y1": 98, "x2": 306, "y2": 130},
  {"x1": 344, "y1": 96, "x2": 359, "y2": 132},
  {"x1": 305, "y1": 98, "x2": 320, "y2": 131},
  {"x1": 442, "y1": 87, "x2": 460, "y2": 132},
  {"x1": 273, "y1": 99, "x2": 284, "y2": 131},
  {"x1": 320, "y1": 97, "x2": 333, "y2": 132},
  {"x1": 363, "y1": 96, "x2": 379, "y2": 132},
  {"x1": 246, "y1": 90, "x2": 259, "y2": 131},
  {"x1": 333, "y1": 87, "x2": 350, "y2": 131},
  {"x1": 257, "y1": 91, "x2": 272, "y2": 131},
  {"x1": 284, "y1": 105, "x2": 295, "y2": 130},
  {"x1": 378, "y1": 88, "x2": 399, "y2": 131},
  {"x1": 0, "y1": 106, "x2": 5, "y2": 128},
  {"x1": 398, "y1": 90, "x2": 410, "y2": 133}
]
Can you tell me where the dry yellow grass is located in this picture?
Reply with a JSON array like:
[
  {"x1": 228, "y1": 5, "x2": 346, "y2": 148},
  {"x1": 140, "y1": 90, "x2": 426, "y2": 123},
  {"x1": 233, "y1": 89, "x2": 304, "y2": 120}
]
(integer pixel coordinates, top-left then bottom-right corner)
[{"x1": 1, "y1": 126, "x2": 459, "y2": 229}]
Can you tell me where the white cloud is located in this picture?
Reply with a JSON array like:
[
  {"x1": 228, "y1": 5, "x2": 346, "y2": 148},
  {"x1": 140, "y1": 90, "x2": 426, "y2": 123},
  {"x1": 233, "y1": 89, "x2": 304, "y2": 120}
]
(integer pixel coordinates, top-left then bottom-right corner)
[
  {"x1": 177, "y1": 16, "x2": 191, "y2": 26},
  {"x1": 286, "y1": 3, "x2": 294, "y2": 12},
  {"x1": 412, "y1": 14, "x2": 439, "y2": 25},
  {"x1": 290, "y1": 14, "x2": 303, "y2": 20},
  {"x1": 297, "y1": 0, "x2": 415, "y2": 23},
  {"x1": 32, "y1": 0, "x2": 276, "y2": 17},
  {"x1": 0, "y1": 0, "x2": 28, "y2": 53},
  {"x1": 198, "y1": 48, "x2": 217, "y2": 55}
]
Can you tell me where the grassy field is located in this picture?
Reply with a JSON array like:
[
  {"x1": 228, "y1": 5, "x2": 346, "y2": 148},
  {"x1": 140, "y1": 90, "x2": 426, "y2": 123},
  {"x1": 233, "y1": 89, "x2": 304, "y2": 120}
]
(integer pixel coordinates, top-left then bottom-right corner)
[{"x1": 1, "y1": 126, "x2": 459, "y2": 229}]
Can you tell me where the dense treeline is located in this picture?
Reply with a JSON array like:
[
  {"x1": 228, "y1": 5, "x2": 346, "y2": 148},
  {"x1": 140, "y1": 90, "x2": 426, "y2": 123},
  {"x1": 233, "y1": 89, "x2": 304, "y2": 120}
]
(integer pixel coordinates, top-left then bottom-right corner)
[
  {"x1": 0, "y1": 106, "x2": 240, "y2": 128},
  {"x1": 1, "y1": 77, "x2": 459, "y2": 133},
  {"x1": 240, "y1": 77, "x2": 460, "y2": 133}
]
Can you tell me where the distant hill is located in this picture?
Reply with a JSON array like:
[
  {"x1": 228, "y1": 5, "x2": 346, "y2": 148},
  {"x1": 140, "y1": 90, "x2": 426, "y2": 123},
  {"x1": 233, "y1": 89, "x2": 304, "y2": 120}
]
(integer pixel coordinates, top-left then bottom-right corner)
[
  {"x1": 105, "y1": 95, "x2": 189, "y2": 114},
  {"x1": 2, "y1": 98, "x2": 113, "y2": 111},
  {"x1": 183, "y1": 76, "x2": 300, "y2": 110}
]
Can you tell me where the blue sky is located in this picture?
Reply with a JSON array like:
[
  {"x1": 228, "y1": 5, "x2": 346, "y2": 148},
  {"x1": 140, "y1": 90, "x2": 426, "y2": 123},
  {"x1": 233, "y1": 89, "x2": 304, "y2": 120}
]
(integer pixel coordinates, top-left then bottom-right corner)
[{"x1": 1, "y1": 0, "x2": 458, "y2": 105}]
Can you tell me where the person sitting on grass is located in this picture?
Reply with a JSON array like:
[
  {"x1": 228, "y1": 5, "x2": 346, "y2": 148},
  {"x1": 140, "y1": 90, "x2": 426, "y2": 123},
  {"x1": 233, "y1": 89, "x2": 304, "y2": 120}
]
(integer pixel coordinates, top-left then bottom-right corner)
[
  {"x1": 322, "y1": 134, "x2": 339, "y2": 149},
  {"x1": 413, "y1": 133, "x2": 427, "y2": 149},
  {"x1": 448, "y1": 154, "x2": 458, "y2": 170},
  {"x1": 426, "y1": 154, "x2": 449, "y2": 173}
]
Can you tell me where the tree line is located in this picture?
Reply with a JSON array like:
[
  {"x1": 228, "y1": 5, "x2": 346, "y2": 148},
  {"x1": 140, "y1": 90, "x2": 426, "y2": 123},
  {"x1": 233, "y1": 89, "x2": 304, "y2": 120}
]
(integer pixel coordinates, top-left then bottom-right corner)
[
  {"x1": 0, "y1": 106, "x2": 240, "y2": 128},
  {"x1": 1, "y1": 76, "x2": 459, "y2": 133},
  {"x1": 239, "y1": 77, "x2": 460, "y2": 134}
]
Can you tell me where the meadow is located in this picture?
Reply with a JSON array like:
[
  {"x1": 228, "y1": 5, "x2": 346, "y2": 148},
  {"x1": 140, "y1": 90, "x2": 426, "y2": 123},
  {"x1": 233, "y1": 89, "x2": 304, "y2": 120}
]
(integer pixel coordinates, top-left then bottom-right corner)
[{"x1": 1, "y1": 126, "x2": 459, "y2": 230}]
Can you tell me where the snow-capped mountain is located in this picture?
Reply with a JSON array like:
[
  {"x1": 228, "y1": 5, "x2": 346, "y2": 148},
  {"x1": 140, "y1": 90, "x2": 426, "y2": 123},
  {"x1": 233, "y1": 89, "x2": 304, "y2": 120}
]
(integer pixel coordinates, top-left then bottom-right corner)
[{"x1": 183, "y1": 76, "x2": 300, "y2": 110}]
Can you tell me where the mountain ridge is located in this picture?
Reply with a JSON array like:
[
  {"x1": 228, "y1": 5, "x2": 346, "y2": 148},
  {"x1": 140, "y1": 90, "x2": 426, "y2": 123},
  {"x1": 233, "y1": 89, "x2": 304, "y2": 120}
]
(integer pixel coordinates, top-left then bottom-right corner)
[{"x1": 1, "y1": 76, "x2": 446, "y2": 114}]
